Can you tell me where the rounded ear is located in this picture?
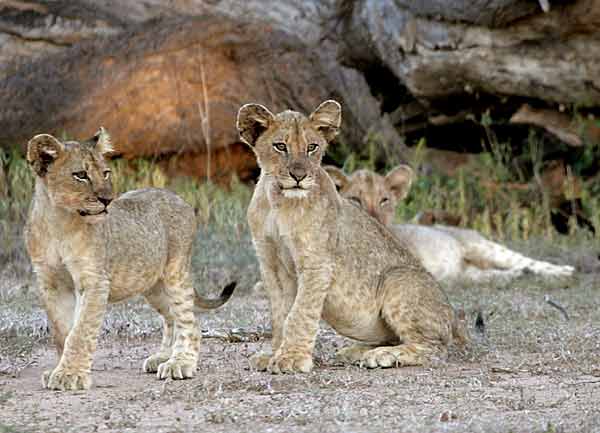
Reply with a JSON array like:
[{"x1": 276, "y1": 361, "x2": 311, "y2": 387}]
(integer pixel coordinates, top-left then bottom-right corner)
[
  {"x1": 88, "y1": 126, "x2": 114, "y2": 155},
  {"x1": 27, "y1": 134, "x2": 64, "y2": 177},
  {"x1": 384, "y1": 164, "x2": 414, "y2": 201},
  {"x1": 309, "y1": 100, "x2": 341, "y2": 142},
  {"x1": 323, "y1": 165, "x2": 349, "y2": 190},
  {"x1": 236, "y1": 103, "x2": 275, "y2": 146}
]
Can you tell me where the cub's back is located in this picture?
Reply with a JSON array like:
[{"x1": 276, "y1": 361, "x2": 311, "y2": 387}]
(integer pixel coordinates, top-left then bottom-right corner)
[
  {"x1": 105, "y1": 188, "x2": 197, "y2": 272},
  {"x1": 335, "y1": 199, "x2": 427, "y2": 280}
]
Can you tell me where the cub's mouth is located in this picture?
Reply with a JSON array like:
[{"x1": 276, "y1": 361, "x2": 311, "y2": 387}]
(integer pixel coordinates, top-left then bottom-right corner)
[
  {"x1": 281, "y1": 185, "x2": 309, "y2": 198},
  {"x1": 78, "y1": 209, "x2": 108, "y2": 217}
]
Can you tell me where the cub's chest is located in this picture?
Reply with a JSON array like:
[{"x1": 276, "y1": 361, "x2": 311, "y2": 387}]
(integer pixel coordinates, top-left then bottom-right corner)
[{"x1": 58, "y1": 230, "x2": 108, "y2": 272}]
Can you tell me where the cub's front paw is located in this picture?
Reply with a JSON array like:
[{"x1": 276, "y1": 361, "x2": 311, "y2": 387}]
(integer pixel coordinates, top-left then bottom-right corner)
[
  {"x1": 156, "y1": 358, "x2": 196, "y2": 380},
  {"x1": 143, "y1": 352, "x2": 171, "y2": 373},
  {"x1": 267, "y1": 349, "x2": 313, "y2": 374},
  {"x1": 42, "y1": 367, "x2": 92, "y2": 391},
  {"x1": 249, "y1": 352, "x2": 272, "y2": 371}
]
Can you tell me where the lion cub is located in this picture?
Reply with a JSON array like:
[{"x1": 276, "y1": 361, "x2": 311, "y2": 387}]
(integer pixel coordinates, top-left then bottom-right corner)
[
  {"x1": 25, "y1": 129, "x2": 234, "y2": 390},
  {"x1": 237, "y1": 101, "x2": 466, "y2": 373},
  {"x1": 325, "y1": 166, "x2": 575, "y2": 282}
]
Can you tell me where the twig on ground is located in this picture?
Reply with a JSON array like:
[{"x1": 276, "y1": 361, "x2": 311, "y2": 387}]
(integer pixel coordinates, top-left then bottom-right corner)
[
  {"x1": 475, "y1": 310, "x2": 485, "y2": 334},
  {"x1": 544, "y1": 295, "x2": 570, "y2": 321},
  {"x1": 567, "y1": 380, "x2": 600, "y2": 387},
  {"x1": 201, "y1": 328, "x2": 271, "y2": 343}
]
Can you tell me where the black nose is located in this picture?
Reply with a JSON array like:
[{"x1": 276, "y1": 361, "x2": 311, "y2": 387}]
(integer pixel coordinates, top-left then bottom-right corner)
[
  {"x1": 98, "y1": 197, "x2": 112, "y2": 207},
  {"x1": 290, "y1": 171, "x2": 306, "y2": 183},
  {"x1": 289, "y1": 163, "x2": 307, "y2": 183}
]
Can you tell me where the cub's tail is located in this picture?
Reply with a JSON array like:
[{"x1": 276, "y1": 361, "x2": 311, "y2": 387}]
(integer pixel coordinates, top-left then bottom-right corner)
[{"x1": 194, "y1": 281, "x2": 236, "y2": 310}]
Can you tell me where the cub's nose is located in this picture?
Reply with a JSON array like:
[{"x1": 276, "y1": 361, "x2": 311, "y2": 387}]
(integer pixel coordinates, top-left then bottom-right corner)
[
  {"x1": 289, "y1": 163, "x2": 307, "y2": 183},
  {"x1": 98, "y1": 197, "x2": 112, "y2": 207}
]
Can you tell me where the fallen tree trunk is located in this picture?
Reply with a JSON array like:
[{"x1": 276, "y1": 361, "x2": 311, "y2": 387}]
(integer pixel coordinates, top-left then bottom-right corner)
[
  {"x1": 337, "y1": 0, "x2": 600, "y2": 107},
  {"x1": 335, "y1": 0, "x2": 600, "y2": 154}
]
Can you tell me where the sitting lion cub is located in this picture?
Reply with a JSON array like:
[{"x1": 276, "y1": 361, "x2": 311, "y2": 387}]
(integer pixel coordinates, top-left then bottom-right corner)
[
  {"x1": 325, "y1": 166, "x2": 575, "y2": 282},
  {"x1": 236, "y1": 100, "x2": 466, "y2": 373},
  {"x1": 25, "y1": 128, "x2": 234, "y2": 390}
]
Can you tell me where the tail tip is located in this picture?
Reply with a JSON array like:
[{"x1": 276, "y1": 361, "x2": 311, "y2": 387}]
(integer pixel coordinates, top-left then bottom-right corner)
[
  {"x1": 475, "y1": 311, "x2": 485, "y2": 334},
  {"x1": 221, "y1": 281, "x2": 237, "y2": 299}
]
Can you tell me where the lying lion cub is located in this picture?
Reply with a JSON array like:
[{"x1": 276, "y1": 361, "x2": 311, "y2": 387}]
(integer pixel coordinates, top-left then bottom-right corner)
[
  {"x1": 325, "y1": 166, "x2": 575, "y2": 282},
  {"x1": 25, "y1": 129, "x2": 234, "y2": 390},
  {"x1": 237, "y1": 100, "x2": 466, "y2": 373}
]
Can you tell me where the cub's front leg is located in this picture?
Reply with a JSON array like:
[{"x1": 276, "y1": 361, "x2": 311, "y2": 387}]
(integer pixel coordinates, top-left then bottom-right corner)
[
  {"x1": 267, "y1": 257, "x2": 333, "y2": 374},
  {"x1": 43, "y1": 271, "x2": 109, "y2": 391},
  {"x1": 250, "y1": 238, "x2": 297, "y2": 371},
  {"x1": 34, "y1": 266, "x2": 76, "y2": 358}
]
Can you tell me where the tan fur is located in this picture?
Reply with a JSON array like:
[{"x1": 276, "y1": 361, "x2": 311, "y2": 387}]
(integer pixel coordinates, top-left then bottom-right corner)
[
  {"x1": 237, "y1": 101, "x2": 465, "y2": 373},
  {"x1": 24, "y1": 129, "x2": 234, "y2": 391},
  {"x1": 325, "y1": 165, "x2": 575, "y2": 282}
]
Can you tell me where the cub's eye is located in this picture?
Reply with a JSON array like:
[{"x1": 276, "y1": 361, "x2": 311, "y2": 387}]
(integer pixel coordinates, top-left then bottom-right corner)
[
  {"x1": 72, "y1": 171, "x2": 89, "y2": 182},
  {"x1": 103, "y1": 170, "x2": 111, "y2": 180},
  {"x1": 307, "y1": 143, "x2": 319, "y2": 154},
  {"x1": 273, "y1": 142, "x2": 287, "y2": 153},
  {"x1": 380, "y1": 197, "x2": 390, "y2": 207},
  {"x1": 348, "y1": 196, "x2": 362, "y2": 206}
]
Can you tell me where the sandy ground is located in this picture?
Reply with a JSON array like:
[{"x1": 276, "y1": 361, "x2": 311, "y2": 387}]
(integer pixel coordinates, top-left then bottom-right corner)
[{"x1": 2, "y1": 281, "x2": 600, "y2": 433}]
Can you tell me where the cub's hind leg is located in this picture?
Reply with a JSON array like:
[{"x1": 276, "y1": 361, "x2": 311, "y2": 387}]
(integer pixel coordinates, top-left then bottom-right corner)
[
  {"x1": 359, "y1": 269, "x2": 454, "y2": 369},
  {"x1": 155, "y1": 256, "x2": 201, "y2": 380},
  {"x1": 440, "y1": 226, "x2": 574, "y2": 278},
  {"x1": 143, "y1": 282, "x2": 175, "y2": 374}
]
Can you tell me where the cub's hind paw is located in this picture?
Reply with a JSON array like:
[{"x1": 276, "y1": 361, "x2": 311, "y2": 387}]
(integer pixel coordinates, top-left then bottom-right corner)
[
  {"x1": 361, "y1": 347, "x2": 402, "y2": 368},
  {"x1": 249, "y1": 352, "x2": 272, "y2": 371},
  {"x1": 335, "y1": 344, "x2": 374, "y2": 364},
  {"x1": 43, "y1": 367, "x2": 92, "y2": 391},
  {"x1": 360, "y1": 345, "x2": 435, "y2": 369}
]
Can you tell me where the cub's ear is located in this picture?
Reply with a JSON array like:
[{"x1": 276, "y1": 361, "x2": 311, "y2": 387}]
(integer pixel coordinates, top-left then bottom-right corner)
[
  {"x1": 27, "y1": 134, "x2": 64, "y2": 177},
  {"x1": 323, "y1": 165, "x2": 349, "y2": 191},
  {"x1": 89, "y1": 126, "x2": 114, "y2": 155},
  {"x1": 384, "y1": 164, "x2": 414, "y2": 201},
  {"x1": 309, "y1": 100, "x2": 341, "y2": 142},
  {"x1": 236, "y1": 103, "x2": 275, "y2": 146}
]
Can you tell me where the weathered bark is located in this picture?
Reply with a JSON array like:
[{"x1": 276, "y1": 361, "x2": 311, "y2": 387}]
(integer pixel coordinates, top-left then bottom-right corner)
[
  {"x1": 391, "y1": 0, "x2": 542, "y2": 27},
  {"x1": 337, "y1": 0, "x2": 600, "y2": 109}
]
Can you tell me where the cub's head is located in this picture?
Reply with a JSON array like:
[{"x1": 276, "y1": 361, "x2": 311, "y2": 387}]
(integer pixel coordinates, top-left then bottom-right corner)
[
  {"x1": 236, "y1": 100, "x2": 341, "y2": 198},
  {"x1": 27, "y1": 128, "x2": 114, "y2": 221},
  {"x1": 324, "y1": 165, "x2": 414, "y2": 226}
]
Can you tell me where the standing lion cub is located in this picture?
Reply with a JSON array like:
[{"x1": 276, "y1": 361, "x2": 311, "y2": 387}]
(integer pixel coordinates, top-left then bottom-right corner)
[
  {"x1": 25, "y1": 128, "x2": 234, "y2": 391},
  {"x1": 237, "y1": 100, "x2": 466, "y2": 373},
  {"x1": 325, "y1": 166, "x2": 575, "y2": 282}
]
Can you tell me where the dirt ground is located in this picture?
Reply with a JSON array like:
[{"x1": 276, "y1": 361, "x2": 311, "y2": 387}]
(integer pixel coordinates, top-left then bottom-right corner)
[{"x1": 2, "y1": 269, "x2": 600, "y2": 433}]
